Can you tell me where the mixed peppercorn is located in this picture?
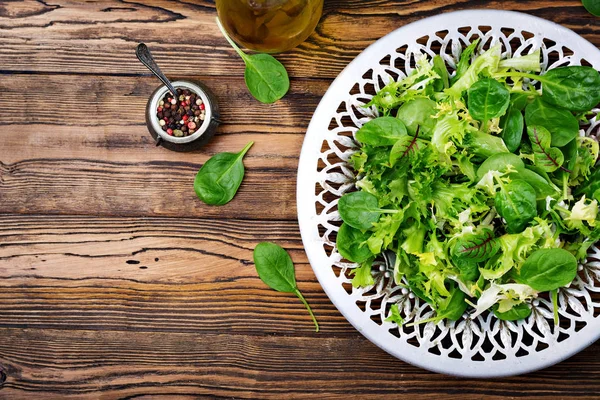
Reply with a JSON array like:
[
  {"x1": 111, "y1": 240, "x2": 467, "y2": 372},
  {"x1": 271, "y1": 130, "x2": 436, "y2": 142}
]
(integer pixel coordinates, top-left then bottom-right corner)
[{"x1": 156, "y1": 88, "x2": 206, "y2": 137}]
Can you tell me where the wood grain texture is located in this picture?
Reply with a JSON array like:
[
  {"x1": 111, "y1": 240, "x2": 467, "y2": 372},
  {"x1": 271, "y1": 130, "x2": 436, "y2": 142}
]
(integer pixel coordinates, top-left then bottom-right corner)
[
  {"x1": 1, "y1": 0, "x2": 600, "y2": 398},
  {"x1": 0, "y1": 73, "x2": 326, "y2": 220},
  {"x1": 0, "y1": 1, "x2": 597, "y2": 78},
  {"x1": 1, "y1": 215, "x2": 600, "y2": 399},
  {"x1": 0, "y1": 328, "x2": 599, "y2": 399}
]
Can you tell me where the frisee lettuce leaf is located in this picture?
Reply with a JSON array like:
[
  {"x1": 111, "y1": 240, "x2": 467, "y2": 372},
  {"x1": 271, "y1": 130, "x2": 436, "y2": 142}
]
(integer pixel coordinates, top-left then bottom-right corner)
[{"x1": 338, "y1": 41, "x2": 600, "y2": 324}]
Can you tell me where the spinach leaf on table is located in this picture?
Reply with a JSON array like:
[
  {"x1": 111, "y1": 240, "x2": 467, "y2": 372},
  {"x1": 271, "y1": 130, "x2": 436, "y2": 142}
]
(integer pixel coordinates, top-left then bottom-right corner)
[
  {"x1": 494, "y1": 179, "x2": 537, "y2": 233},
  {"x1": 467, "y1": 78, "x2": 510, "y2": 122},
  {"x1": 216, "y1": 18, "x2": 289, "y2": 104},
  {"x1": 500, "y1": 106, "x2": 524, "y2": 153},
  {"x1": 338, "y1": 191, "x2": 400, "y2": 230},
  {"x1": 525, "y1": 97, "x2": 579, "y2": 147},
  {"x1": 583, "y1": 0, "x2": 600, "y2": 16},
  {"x1": 526, "y1": 126, "x2": 567, "y2": 173},
  {"x1": 517, "y1": 248, "x2": 578, "y2": 291},
  {"x1": 253, "y1": 242, "x2": 319, "y2": 332},
  {"x1": 194, "y1": 141, "x2": 253, "y2": 206},
  {"x1": 336, "y1": 223, "x2": 374, "y2": 263},
  {"x1": 356, "y1": 117, "x2": 408, "y2": 147}
]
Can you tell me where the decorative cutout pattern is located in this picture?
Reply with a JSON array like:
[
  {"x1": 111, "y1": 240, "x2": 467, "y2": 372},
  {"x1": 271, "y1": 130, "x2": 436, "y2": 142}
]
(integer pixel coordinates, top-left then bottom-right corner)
[{"x1": 301, "y1": 14, "x2": 600, "y2": 374}]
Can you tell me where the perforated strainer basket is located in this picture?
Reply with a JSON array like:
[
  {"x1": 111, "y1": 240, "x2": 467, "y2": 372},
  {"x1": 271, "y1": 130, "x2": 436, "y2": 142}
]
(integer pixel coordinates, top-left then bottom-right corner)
[{"x1": 297, "y1": 10, "x2": 600, "y2": 377}]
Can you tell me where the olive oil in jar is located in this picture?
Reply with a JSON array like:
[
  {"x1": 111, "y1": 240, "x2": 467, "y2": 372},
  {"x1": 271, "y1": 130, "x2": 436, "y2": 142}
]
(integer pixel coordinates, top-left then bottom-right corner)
[{"x1": 216, "y1": 0, "x2": 323, "y2": 53}]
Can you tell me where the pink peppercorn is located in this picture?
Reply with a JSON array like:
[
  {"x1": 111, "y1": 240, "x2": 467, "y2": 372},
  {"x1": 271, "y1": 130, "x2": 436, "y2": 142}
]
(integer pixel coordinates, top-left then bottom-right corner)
[
  {"x1": 157, "y1": 106, "x2": 163, "y2": 112},
  {"x1": 183, "y1": 115, "x2": 189, "y2": 121},
  {"x1": 187, "y1": 121, "x2": 196, "y2": 130},
  {"x1": 200, "y1": 103, "x2": 205, "y2": 110},
  {"x1": 167, "y1": 128, "x2": 173, "y2": 135}
]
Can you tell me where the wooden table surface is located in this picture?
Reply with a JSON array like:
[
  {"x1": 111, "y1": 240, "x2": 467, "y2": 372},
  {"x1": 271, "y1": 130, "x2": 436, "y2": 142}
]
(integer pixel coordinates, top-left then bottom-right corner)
[{"x1": 1, "y1": 1, "x2": 599, "y2": 398}]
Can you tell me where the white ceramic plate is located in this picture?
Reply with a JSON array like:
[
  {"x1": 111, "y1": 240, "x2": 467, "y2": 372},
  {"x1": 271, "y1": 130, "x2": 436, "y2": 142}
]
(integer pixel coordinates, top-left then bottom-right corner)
[{"x1": 297, "y1": 9, "x2": 600, "y2": 377}]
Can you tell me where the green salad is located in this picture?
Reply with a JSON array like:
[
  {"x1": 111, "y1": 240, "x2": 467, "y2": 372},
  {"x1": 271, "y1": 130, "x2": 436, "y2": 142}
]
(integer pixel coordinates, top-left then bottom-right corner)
[{"x1": 337, "y1": 40, "x2": 600, "y2": 325}]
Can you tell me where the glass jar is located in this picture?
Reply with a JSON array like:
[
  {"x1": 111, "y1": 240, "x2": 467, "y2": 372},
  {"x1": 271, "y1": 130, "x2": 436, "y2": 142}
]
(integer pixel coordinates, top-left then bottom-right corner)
[{"x1": 216, "y1": 0, "x2": 323, "y2": 53}]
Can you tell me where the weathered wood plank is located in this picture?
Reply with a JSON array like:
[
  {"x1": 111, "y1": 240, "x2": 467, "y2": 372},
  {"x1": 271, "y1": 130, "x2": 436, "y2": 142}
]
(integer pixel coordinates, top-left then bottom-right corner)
[
  {"x1": 0, "y1": 121, "x2": 309, "y2": 219},
  {"x1": 0, "y1": 72, "x2": 328, "y2": 220},
  {"x1": 0, "y1": 1, "x2": 597, "y2": 79},
  {"x1": 1, "y1": 1, "x2": 600, "y2": 398},
  {"x1": 0, "y1": 74, "x2": 328, "y2": 132},
  {"x1": 0, "y1": 156, "x2": 300, "y2": 219},
  {"x1": 0, "y1": 328, "x2": 599, "y2": 399},
  {"x1": 0, "y1": 215, "x2": 340, "y2": 334}
]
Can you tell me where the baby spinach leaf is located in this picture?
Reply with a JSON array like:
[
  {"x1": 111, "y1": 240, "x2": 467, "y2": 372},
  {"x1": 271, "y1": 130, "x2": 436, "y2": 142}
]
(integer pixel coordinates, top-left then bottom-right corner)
[
  {"x1": 464, "y1": 131, "x2": 509, "y2": 158},
  {"x1": 385, "y1": 303, "x2": 404, "y2": 326},
  {"x1": 517, "y1": 248, "x2": 578, "y2": 291},
  {"x1": 336, "y1": 223, "x2": 374, "y2": 263},
  {"x1": 525, "y1": 98, "x2": 579, "y2": 147},
  {"x1": 396, "y1": 98, "x2": 437, "y2": 137},
  {"x1": 452, "y1": 229, "x2": 499, "y2": 262},
  {"x1": 411, "y1": 287, "x2": 468, "y2": 325},
  {"x1": 539, "y1": 66, "x2": 600, "y2": 111},
  {"x1": 527, "y1": 126, "x2": 568, "y2": 173},
  {"x1": 510, "y1": 91, "x2": 534, "y2": 111},
  {"x1": 500, "y1": 106, "x2": 524, "y2": 153},
  {"x1": 243, "y1": 54, "x2": 290, "y2": 104},
  {"x1": 356, "y1": 117, "x2": 408, "y2": 147},
  {"x1": 194, "y1": 141, "x2": 253, "y2": 206},
  {"x1": 493, "y1": 302, "x2": 532, "y2": 321},
  {"x1": 509, "y1": 168, "x2": 559, "y2": 200},
  {"x1": 338, "y1": 191, "x2": 399, "y2": 230},
  {"x1": 455, "y1": 259, "x2": 480, "y2": 282},
  {"x1": 467, "y1": 78, "x2": 510, "y2": 122},
  {"x1": 216, "y1": 18, "x2": 289, "y2": 104},
  {"x1": 253, "y1": 242, "x2": 319, "y2": 332},
  {"x1": 583, "y1": 0, "x2": 600, "y2": 16},
  {"x1": 435, "y1": 288, "x2": 468, "y2": 321},
  {"x1": 495, "y1": 179, "x2": 537, "y2": 233},
  {"x1": 477, "y1": 153, "x2": 524, "y2": 180}
]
